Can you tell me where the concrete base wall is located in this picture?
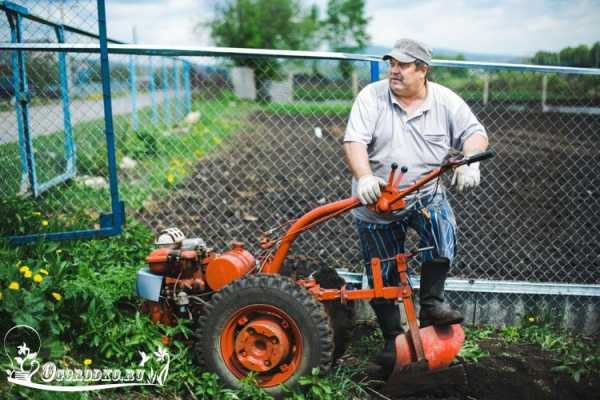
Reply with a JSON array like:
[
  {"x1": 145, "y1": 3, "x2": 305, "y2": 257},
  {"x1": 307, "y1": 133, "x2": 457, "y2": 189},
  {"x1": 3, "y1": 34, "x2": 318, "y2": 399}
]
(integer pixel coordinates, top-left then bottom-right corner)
[{"x1": 354, "y1": 292, "x2": 600, "y2": 336}]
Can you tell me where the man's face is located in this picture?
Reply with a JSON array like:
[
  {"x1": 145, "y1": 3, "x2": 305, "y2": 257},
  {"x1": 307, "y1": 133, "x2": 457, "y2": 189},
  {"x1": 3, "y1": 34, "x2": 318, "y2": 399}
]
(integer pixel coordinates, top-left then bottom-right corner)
[{"x1": 388, "y1": 58, "x2": 427, "y2": 97}]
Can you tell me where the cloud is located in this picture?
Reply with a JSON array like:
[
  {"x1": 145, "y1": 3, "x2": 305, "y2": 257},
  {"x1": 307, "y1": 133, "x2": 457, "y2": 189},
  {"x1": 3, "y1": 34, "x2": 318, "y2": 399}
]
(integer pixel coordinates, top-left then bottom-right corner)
[
  {"x1": 106, "y1": 0, "x2": 207, "y2": 45},
  {"x1": 366, "y1": 0, "x2": 600, "y2": 55},
  {"x1": 22, "y1": 0, "x2": 600, "y2": 57}
]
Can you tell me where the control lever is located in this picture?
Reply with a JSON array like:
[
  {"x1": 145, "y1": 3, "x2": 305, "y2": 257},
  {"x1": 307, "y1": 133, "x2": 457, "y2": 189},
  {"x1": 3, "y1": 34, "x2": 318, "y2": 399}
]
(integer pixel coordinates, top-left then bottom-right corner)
[
  {"x1": 386, "y1": 163, "x2": 408, "y2": 192},
  {"x1": 409, "y1": 246, "x2": 435, "y2": 258},
  {"x1": 372, "y1": 163, "x2": 410, "y2": 213}
]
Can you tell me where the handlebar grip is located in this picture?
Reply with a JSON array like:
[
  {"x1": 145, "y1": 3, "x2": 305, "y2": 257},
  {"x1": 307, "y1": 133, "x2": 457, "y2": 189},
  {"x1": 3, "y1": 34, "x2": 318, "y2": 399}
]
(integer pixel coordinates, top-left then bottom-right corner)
[{"x1": 465, "y1": 149, "x2": 496, "y2": 164}]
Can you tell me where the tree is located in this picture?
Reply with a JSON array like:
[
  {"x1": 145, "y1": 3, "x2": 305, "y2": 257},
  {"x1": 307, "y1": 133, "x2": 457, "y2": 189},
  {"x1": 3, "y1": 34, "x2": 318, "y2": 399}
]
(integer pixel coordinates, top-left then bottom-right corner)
[
  {"x1": 571, "y1": 45, "x2": 591, "y2": 67},
  {"x1": 324, "y1": 0, "x2": 370, "y2": 79},
  {"x1": 532, "y1": 51, "x2": 559, "y2": 66},
  {"x1": 206, "y1": 0, "x2": 320, "y2": 101},
  {"x1": 559, "y1": 45, "x2": 591, "y2": 67},
  {"x1": 591, "y1": 42, "x2": 600, "y2": 68},
  {"x1": 531, "y1": 44, "x2": 599, "y2": 68}
]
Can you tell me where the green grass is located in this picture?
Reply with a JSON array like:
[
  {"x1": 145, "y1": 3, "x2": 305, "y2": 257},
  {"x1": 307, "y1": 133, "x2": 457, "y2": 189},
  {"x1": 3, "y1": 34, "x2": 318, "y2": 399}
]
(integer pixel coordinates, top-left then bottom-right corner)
[
  {"x1": 0, "y1": 94, "x2": 257, "y2": 236},
  {"x1": 460, "y1": 320, "x2": 600, "y2": 383},
  {"x1": 0, "y1": 216, "x2": 369, "y2": 399}
]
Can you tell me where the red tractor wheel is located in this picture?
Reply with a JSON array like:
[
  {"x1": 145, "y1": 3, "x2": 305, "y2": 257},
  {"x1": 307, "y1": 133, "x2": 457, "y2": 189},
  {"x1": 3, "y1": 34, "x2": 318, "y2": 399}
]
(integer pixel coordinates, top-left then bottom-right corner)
[{"x1": 195, "y1": 274, "x2": 334, "y2": 397}]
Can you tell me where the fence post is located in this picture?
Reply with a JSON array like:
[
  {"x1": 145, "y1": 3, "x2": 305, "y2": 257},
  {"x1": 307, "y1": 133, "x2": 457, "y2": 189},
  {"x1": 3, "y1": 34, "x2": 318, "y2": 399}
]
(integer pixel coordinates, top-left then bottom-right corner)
[
  {"x1": 129, "y1": 27, "x2": 138, "y2": 131},
  {"x1": 483, "y1": 73, "x2": 490, "y2": 106},
  {"x1": 54, "y1": 25, "x2": 75, "y2": 174},
  {"x1": 351, "y1": 70, "x2": 359, "y2": 96},
  {"x1": 541, "y1": 74, "x2": 548, "y2": 112},
  {"x1": 183, "y1": 61, "x2": 191, "y2": 115},
  {"x1": 174, "y1": 58, "x2": 181, "y2": 121},
  {"x1": 162, "y1": 57, "x2": 171, "y2": 126},
  {"x1": 149, "y1": 56, "x2": 158, "y2": 125},
  {"x1": 6, "y1": 7, "x2": 37, "y2": 195},
  {"x1": 97, "y1": 0, "x2": 124, "y2": 232},
  {"x1": 370, "y1": 61, "x2": 379, "y2": 83}
]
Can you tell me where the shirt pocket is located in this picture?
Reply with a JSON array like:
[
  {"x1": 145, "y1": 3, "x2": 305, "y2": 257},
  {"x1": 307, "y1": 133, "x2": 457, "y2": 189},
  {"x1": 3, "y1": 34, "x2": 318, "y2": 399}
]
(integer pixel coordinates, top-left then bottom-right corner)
[{"x1": 422, "y1": 132, "x2": 448, "y2": 145}]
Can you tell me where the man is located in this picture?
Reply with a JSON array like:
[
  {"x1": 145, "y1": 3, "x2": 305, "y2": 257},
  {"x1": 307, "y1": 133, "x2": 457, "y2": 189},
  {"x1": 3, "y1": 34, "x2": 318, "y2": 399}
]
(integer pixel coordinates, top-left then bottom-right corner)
[{"x1": 343, "y1": 39, "x2": 488, "y2": 368}]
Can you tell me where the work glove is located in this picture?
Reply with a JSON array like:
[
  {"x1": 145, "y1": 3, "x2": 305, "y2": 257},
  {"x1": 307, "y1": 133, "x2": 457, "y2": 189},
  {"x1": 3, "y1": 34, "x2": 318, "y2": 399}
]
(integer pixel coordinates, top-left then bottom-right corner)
[
  {"x1": 451, "y1": 162, "x2": 480, "y2": 193},
  {"x1": 357, "y1": 175, "x2": 386, "y2": 205}
]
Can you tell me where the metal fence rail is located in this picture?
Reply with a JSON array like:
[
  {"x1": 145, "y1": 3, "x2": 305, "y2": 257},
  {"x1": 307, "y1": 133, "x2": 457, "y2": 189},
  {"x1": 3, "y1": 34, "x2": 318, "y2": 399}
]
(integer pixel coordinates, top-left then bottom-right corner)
[
  {"x1": 1, "y1": 2, "x2": 599, "y2": 332},
  {"x1": 0, "y1": 0, "x2": 127, "y2": 243},
  {"x1": 0, "y1": 1, "x2": 190, "y2": 243}
]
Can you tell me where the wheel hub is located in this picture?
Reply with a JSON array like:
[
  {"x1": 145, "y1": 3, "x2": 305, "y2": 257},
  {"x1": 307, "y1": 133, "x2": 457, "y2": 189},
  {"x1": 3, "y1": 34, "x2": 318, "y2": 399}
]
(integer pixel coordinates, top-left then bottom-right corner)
[{"x1": 234, "y1": 317, "x2": 290, "y2": 372}]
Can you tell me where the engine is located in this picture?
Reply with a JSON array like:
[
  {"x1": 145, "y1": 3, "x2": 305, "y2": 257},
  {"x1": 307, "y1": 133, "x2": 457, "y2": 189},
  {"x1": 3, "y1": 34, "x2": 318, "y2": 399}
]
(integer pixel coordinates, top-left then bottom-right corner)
[{"x1": 136, "y1": 228, "x2": 256, "y2": 325}]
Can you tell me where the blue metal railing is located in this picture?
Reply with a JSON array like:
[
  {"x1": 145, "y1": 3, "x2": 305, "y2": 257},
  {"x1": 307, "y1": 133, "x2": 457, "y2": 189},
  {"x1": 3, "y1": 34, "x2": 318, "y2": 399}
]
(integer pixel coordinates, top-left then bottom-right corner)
[
  {"x1": 0, "y1": 0, "x2": 193, "y2": 197},
  {"x1": 0, "y1": 0, "x2": 123, "y2": 243},
  {"x1": 0, "y1": 0, "x2": 195, "y2": 244}
]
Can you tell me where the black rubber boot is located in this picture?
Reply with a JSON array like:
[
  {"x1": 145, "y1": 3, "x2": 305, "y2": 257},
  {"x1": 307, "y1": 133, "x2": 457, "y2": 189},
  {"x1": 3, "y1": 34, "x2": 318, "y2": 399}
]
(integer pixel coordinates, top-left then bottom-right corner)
[
  {"x1": 419, "y1": 257, "x2": 464, "y2": 327},
  {"x1": 370, "y1": 299, "x2": 404, "y2": 371}
]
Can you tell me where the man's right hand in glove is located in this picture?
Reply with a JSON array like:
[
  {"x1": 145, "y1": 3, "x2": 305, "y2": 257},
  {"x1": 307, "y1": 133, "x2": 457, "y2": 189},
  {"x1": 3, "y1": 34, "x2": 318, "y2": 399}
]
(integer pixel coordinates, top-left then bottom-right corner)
[{"x1": 357, "y1": 175, "x2": 387, "y2": 205}]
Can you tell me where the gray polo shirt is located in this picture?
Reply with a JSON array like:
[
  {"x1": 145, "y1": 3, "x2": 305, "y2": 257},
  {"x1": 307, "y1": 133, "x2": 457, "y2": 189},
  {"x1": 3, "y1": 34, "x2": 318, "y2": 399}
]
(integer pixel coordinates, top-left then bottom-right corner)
[{"x1": 344, "y1": 79, "x2": 487, "y2": 223}]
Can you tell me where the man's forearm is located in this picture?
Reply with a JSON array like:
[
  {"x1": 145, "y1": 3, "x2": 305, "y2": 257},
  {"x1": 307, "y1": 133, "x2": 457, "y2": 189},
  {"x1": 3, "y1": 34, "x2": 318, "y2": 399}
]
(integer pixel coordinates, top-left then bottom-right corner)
[
  {"x1": 463, "y1": 133, "x2": 488, "y2": 155},
  {"x1": 343, "y1": 142, "x2": 372, "y2": 179}
]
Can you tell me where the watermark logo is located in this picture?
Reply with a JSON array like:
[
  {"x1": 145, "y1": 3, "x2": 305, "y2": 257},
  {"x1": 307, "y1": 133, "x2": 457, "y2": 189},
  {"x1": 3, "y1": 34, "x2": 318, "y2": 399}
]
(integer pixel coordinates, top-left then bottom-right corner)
[{"x1": 4, "y1": 325, "x2": 170, "y2": 392}]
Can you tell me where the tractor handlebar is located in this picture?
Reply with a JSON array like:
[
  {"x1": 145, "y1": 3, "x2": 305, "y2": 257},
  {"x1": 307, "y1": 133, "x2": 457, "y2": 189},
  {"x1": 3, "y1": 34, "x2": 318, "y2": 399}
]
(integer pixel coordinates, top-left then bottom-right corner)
[
  {"x1": 447, "y1": 149, "x2": 496, "y2": 167},
  {"x1": 260, "y1": 149, "x2": 495, "y2": 274}
]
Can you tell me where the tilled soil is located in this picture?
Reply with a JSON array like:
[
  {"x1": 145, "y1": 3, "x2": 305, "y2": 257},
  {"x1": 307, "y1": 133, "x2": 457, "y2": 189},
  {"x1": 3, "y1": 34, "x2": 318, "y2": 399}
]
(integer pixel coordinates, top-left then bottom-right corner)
[
  {"x1": 138, "y1": 107, "x2": 600, "y2": 284},
  {"x1": 348, "y1": 323, "x2": 600, "y2": 400},
  {"x1": 136, "y1": 106, "x2": 600, "y2": 399},
  {"x1": 138, "y1": 111, "x2": 361, "y2": 274}
]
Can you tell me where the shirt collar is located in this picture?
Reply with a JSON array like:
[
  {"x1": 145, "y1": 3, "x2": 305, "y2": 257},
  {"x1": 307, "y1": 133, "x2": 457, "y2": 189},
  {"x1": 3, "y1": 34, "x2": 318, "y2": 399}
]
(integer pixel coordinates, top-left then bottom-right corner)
[{"x1": 388, "y1": 81, "x2": 432, "y2": 117}]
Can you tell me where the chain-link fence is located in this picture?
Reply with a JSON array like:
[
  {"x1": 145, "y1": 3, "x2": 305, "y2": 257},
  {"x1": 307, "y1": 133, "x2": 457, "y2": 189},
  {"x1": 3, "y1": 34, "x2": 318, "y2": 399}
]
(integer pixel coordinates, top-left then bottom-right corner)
[
  {"x1": 1, "y1": 1, "x2": 599, "y2": 332},
  {"x1": 0, "y1": 0, "x2": 189, "y2": 237}
]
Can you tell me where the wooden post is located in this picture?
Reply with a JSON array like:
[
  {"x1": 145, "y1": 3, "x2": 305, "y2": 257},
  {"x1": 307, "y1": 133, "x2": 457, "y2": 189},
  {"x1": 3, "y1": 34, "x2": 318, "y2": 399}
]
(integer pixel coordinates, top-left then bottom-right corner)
[
  {"x1": 482, "y1": 73, "x2": 489, "y2": 106},
  {"x1": 352, "y1": 70, "x2": 359, "y2": 97},
  {"x1": 541, "y1": 74, "x2": 548, "y2": 112}
]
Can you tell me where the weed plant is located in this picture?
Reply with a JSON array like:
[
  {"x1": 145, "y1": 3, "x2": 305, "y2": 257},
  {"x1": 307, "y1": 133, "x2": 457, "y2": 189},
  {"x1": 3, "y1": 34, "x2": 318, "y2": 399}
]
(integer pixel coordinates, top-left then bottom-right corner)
[{"x1": 460, "y1": 319, "x2": 600, "y2": 383}]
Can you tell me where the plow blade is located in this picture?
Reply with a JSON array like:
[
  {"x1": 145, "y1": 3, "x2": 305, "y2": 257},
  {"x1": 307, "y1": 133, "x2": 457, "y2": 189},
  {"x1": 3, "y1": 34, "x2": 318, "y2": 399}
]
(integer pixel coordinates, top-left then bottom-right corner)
[{"x1": 383, "y1": 324, "x2": 466, "y2": 397}]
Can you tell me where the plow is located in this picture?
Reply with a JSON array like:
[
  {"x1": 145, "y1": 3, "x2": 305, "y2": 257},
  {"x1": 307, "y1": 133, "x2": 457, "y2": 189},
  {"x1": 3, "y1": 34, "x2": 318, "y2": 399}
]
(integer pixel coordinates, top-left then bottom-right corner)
[{"x1": 135, "y1": 150, "x2": 495, "y2": 397}]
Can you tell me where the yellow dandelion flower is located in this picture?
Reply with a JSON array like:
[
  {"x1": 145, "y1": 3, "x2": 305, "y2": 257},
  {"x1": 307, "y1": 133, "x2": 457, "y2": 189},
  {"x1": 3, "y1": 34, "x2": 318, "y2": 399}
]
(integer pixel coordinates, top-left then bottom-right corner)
[
  {"x1": 23, "y1": 270, "x2": 32, "y2": 279},
  {"x1": 9, "y1": 282, "x2": 19, "y2": 290},
  {"x1": 166, "y1": 175, "x2": 175, "y2": 184},
  {"x1": 41, "y1": 220, "x2": 49, "y2": 226},
  {"x1": 51, "y1": 292, "x2": 62, "y2": 301},
  {"x1": 32, "y1": 211, "x2": 42, "y2": 216},
  {"x1": 40, "y1": 268, "x2": 49, "y2": 275},
  {"x1": 19, "y1": 266, "x2": 30, "y2": 274},
  {"x1": 194, "y1": 150, "x2": 204, "y2": 157},
  {"x1": 33, "y1": 274, "x2": 43, "y2": 283},
  {"x1": 83, "y1": 359, "x2": 92, "y2": 366}
]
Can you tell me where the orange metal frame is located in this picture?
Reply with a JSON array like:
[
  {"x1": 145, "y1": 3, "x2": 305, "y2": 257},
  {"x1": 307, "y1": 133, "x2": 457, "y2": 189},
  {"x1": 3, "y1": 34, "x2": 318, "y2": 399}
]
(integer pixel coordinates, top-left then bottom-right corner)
[
  {"x1": 260, "y1": 162, "x2": 453, "y2": 275},
  {"x1": 256, "y1": 152, "x2": 493, "y2": 366},
  {"x1": 298, "y1": 252, "x2": 427, "y2": 362}
]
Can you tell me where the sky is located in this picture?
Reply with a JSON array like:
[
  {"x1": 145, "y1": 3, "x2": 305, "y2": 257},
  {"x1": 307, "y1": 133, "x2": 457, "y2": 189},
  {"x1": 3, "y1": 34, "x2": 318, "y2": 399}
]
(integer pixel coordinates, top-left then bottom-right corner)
[{"x1": 29, "y1": 0, "x2": 600, "y2": 58}]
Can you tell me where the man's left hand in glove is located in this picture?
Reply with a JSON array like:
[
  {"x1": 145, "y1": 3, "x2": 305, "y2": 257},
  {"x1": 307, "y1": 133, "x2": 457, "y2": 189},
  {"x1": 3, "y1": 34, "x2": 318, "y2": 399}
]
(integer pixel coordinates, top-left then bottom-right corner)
[
  {"x1": 451, "y1": 162, "x2": 480, "y2": 193},
  {"x1": 452, "y1": 133, "x2": 488, "y2": 193}
]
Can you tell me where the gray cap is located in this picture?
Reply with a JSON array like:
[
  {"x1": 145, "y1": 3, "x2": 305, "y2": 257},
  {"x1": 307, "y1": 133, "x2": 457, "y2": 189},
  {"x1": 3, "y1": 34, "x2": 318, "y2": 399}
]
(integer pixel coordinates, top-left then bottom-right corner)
[{"x1": 383, "y1": 38, "x2": 432, "y2": 65}]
